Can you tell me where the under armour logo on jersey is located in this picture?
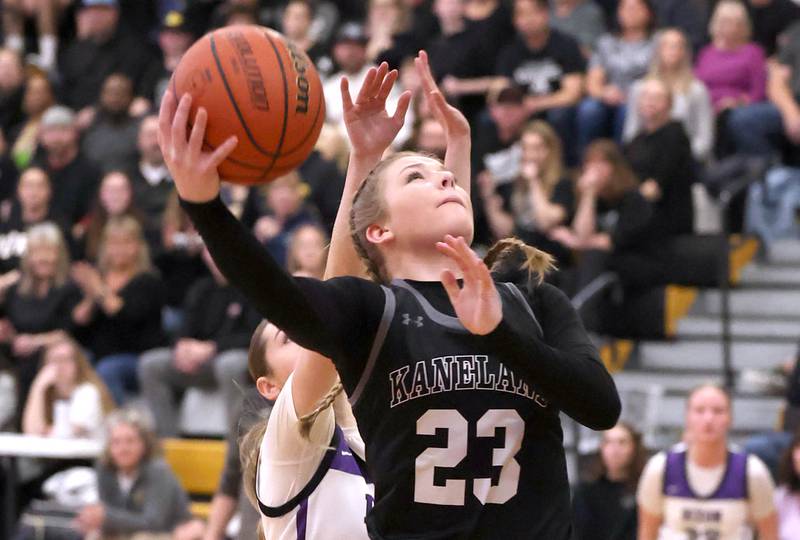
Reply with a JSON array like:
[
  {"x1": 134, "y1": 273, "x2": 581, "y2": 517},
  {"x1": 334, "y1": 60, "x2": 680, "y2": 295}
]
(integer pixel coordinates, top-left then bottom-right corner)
[{"x1": 401, "y1": 313, "x2": 424, "y2": 327}]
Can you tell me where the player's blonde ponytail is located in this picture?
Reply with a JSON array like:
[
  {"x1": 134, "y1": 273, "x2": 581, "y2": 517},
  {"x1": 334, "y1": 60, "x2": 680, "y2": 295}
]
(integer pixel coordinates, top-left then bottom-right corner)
[
  {"x1": 483, "y1": 237, "x2": 555, "y2": 285},
  {"x1": 297, "y1": 380, "x2": 344, "y2": 439}
]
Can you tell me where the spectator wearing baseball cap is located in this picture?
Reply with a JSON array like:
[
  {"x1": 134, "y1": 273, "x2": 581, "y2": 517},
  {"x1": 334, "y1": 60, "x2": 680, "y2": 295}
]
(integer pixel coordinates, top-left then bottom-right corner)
[
  {"x1": 33, "y1": 105, "x2": 100, "y2": 227},
  {"x1": 322, "y1": 22, "x2": 411, "y2": 150},
  {"x1": 135, "y1": 10, "x2": 196, "y2": 116}
]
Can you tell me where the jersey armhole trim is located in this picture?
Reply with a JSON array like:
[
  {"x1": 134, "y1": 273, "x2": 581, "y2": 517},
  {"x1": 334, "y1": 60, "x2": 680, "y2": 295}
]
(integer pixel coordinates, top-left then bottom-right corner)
[
  {"x1": 503, "y1": 282, "x2": 544, "y2": 338},
  {"x1": 349, "y1": 285, "x2": 395, "y2": 407},
  {"x1": 255, "y1": 427, "x2": 340, "y2": 518}
]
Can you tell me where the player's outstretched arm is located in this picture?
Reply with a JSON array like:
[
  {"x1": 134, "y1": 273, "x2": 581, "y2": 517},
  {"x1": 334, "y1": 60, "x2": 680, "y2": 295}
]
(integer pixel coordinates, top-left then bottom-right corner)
[
  {"x1": 325, "y1": 62, "x2": 411, "y2": 279},
  {"x1": 415, "y1": 50, "x2": 471, "y2": 196},
  {"x1": 158, "y1": 90, "x2": 383, "y2": 367}
]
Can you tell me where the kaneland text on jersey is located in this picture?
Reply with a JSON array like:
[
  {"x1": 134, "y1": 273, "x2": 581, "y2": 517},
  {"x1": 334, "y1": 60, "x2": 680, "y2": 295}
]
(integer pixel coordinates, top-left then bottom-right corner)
[{"x1": 389, "y1": 355, "x2": 550, "y2": 408}]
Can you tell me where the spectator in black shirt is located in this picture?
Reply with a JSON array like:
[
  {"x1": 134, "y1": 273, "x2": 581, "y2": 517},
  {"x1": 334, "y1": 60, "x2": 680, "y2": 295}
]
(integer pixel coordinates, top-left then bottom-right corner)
[
  {"x1": 746, "y1": 0, "x2": 800, "y2": 57},
  {"x1": 730, "y1": 20, "x2": 800, "y2": 163},
  {"x1": 0, "y1": 222, "x2": 80, "y2": 425},
  {"x1": 550, "y1": 139, "x2": 663, "y2": 292},
  {"x1": 496, "y1": 0, "x2": 586, "y2": 163},
  {"x1": 71, "y1": 216, "x2": 165, "y2": 404},
  {"x1": 59, "y1": 0, "x2": 155, "y2": 113},
  {"x1": 34, "y1": 105, "x2": 100, "y2": 226},
  {"x1": 298, "y1": 149, "x2": 346, "y2": 234},
  {"x1": 366, "y1": 0, "x2": 413, "y2": 65},
  {"x1": 127, "y1": 115, "x2": 173, "y2": 252},
  {"x1": 0, "y1": 167, "x2": 60, "y2": 274},
  {"x1": 136, "y1": 10, "x2": 195, "y2": 115},
  {"x1": 7, "y1": 71, "x2": 56, "y2": 171},
  {"x1": 81, "y1": 73, "x2": 141, "y2": 172},
  {"x1": 252, "y1": 172, "x2": 321, "y2": 269},
  {"x1": 139, "y1": 247, "x2": 261, "y2": 436},
  {"x1": 651, "y1": 0, "x2": 710, "y2": 53},
  {"x1": 625, "y1": 78, "x2": 695, "y2": 238},
  {"x1": 471, "y1": 84, "x2": 531, "y2": 245},
  {"x1": 0, "y1": 48, "x2": 25, "y2": 136},
  {"x1": 480, "y1": 120, "x2": 575, "y2": 266},
  {"x1": 427, "y1": 0, "x2": 498, "y2": 122},
  {"x1": 572, "y1": 422, "x2": 646, "y2": 540}
]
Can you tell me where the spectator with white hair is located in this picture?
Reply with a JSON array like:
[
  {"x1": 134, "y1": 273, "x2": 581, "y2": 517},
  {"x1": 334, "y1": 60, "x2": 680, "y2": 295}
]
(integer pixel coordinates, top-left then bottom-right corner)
[{"x1": 695, "y1": 0, "x2": 768, "y2": 158}]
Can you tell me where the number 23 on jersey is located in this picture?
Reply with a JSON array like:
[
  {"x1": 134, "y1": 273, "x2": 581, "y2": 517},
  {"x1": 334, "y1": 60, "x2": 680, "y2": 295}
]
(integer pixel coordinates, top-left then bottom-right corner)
[{"x1": 414, "y1": 409, "x2": 525, "y2": 506}]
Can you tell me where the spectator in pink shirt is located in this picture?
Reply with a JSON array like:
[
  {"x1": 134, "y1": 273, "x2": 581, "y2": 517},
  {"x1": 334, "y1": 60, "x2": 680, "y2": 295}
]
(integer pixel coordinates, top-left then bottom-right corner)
[{"x1": 694, "y1": 0, "x2": 767, "y2": 157}]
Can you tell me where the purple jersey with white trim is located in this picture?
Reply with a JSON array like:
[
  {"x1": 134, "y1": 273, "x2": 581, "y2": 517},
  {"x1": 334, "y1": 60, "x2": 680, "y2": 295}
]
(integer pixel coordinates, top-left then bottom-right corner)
[{"x1": 661, "y1": 448, "x2": 751, "y2": 540}]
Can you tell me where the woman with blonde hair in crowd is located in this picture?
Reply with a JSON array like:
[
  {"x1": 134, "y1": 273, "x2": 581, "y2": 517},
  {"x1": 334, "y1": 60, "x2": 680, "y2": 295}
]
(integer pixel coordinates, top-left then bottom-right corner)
[
  {"x1": 480, "y1": 120, "x2": 575, "y2": 267},
  {"x1": 573, "y1": 422, "x2": 647, "y2": 540},
  {"x1": 0, "y1": 221, "x2": 80, "y2": 423},
  {"x1": 71, "y1": 216, "x2": 165, "y2": 405},
  {"x1": 624, "y1": 28, "x2": 714, "y2": 162},
  {"x1": 638, "y1": 384, "x2": 778, "y2": 539}
]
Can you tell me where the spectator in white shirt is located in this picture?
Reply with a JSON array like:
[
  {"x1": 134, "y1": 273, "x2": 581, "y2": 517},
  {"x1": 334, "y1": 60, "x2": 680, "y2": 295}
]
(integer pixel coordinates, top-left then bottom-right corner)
[{"x1": 22, "y1": 336, "x2": 114, "y2": 441}]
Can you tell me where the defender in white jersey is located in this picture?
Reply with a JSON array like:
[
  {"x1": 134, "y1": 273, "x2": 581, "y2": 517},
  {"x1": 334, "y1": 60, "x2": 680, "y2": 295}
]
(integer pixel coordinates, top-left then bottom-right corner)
[
  {"x1": 241, "y1": 321, "x2": 372, "y2": 540},
  {"x1": 637, "y1": 384, "x2": 778, "y2": 540}
]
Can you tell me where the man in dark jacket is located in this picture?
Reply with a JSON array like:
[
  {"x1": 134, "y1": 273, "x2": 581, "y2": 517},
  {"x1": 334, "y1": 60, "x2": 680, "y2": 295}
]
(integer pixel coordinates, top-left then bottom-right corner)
[{"x1": 138, "y1": 247, "x2": 261, "y2": 437}]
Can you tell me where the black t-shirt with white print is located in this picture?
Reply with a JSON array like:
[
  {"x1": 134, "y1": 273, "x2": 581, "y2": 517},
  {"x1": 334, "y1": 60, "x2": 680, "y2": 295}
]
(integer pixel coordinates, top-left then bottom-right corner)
[{"x1": 495, "y1": 29, "x2": 586, "y2": 96}]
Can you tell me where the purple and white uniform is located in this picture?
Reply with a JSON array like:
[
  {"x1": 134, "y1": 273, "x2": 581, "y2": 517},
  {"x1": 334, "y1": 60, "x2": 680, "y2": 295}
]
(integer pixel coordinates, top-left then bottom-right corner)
[
  {"x1": 637, "y1": 446, "x2": 776, "y2": 540},
  {"x1": 254, "y1": 373, "x2": 373, "y2": 540}
]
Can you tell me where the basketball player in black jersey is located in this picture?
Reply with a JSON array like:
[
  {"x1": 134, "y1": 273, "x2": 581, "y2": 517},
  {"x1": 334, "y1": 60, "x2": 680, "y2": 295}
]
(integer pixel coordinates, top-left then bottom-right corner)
[{"x1": 158, "y1": 51, "x2": 621, "y2": 539}]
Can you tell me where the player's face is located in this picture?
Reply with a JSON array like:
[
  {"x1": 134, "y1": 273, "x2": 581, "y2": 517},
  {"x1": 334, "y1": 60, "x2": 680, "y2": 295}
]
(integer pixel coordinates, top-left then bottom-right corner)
[
  {"x1": 263, "y1": 323, "x2": 302, "y2": 389},
  {"x1": 108, "y1": 422, "x2": 146, "y2": 474},
  {"x1": 685, "y1": 387, "x2": 731, "y2": 445},
  {"x1": 378, "y1": 155, "x2": 473, "y2": 249},
  {"x1": 600, "y1": 425, "x2": 635, "y2": 478}
]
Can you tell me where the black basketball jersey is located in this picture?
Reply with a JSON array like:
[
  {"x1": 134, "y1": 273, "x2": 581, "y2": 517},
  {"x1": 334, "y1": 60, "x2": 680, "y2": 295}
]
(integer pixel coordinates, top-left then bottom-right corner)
[{"x1": 345, "y1": 279, "x2": 574, "y2": 540}]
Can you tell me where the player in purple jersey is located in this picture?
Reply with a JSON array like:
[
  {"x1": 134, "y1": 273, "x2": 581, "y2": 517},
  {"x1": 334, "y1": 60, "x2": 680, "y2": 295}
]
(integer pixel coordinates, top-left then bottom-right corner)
[
  {"x1": 638, "y1": 384, "x2": 778, "y2": 539},
  {"x1": 159, "y1": 50, "x2": 620, "y2": 538}
]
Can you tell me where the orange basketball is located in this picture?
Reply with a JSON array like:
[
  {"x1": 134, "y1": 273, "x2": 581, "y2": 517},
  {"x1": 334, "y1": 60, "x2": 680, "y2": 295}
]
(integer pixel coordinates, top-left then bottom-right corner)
[{"x1": 172, "y1": 25, "x2": 325, "y2": 185}]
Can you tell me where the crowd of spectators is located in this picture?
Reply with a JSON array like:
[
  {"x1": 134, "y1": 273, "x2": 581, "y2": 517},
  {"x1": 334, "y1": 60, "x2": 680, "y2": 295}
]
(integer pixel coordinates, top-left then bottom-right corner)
[{"x1": 0, "y1": 0, "x2": 799, "y2": 539}]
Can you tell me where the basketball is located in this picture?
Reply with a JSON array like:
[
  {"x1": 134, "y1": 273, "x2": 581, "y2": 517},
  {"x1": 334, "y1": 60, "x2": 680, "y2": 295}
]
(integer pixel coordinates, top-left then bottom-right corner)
[{"x1": 172, "y1": 25, "x2": 325, "y2": 185}]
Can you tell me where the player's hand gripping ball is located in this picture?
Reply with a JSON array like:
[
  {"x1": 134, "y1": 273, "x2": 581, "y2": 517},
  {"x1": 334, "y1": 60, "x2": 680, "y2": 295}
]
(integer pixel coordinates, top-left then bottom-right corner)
[{"x1": 172, "y1": 25, "x2": 325, "y2": 185}]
